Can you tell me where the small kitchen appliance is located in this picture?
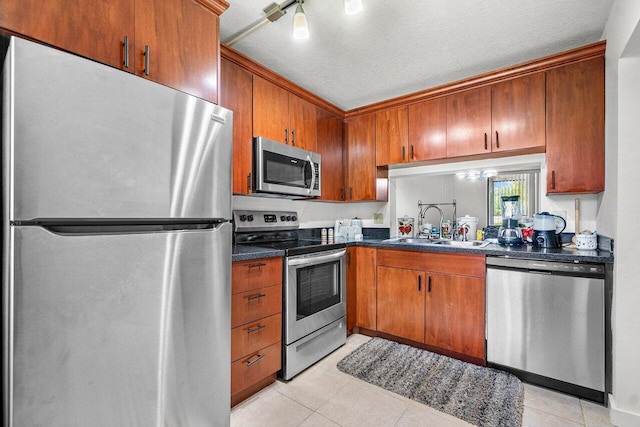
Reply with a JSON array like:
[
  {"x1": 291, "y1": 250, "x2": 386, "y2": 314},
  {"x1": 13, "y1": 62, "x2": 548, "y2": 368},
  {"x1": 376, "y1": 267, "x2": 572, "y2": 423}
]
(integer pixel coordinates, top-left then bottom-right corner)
[
  {"x1": 533, "y1": 212, "x2": 566, "y2": 248},
  {"x1": 501, "y1": 195, "x2": 521, "y2": 220},
  {"x1": 253, "y1": 136, "x2": 321, "y2": 198},
  {"x1": 498, "y1": 218, "x2": 523, "y2": 246}
]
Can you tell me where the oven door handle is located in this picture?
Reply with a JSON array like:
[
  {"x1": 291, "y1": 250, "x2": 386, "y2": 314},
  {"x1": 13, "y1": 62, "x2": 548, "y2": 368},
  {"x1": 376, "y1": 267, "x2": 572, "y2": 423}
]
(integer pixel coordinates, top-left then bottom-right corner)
[{"x1": 287, "y1": 249, "x2": 346, "y2": 267}]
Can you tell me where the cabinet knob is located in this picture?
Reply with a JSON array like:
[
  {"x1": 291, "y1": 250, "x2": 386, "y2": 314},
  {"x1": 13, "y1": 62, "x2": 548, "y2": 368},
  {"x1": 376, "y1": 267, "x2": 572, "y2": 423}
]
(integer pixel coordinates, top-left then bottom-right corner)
[
  {"x1": 551, "y1": 171, "x2": 556, "y2": 190},
  {"x1": 292, "y1": 129, "x2": 296, "y2": 146},
  {"x1": 284, "y1": 127, "x2": 289, "y2": 144},
  {"x1": 418, "y1": 275, "x2": 422, "y2": 291},
  {"x1": 495, "y1": 131, "x2": 500, "y2": 148},
  {"x1": 402, "y1": 146, "x2": 406, "y2": 160},
  {"x1": 410, "y1": 145, "x2": 415, "y2": 159},
  {"x1": 484, "y1": 133, "x2": 488, "y2": 150}
]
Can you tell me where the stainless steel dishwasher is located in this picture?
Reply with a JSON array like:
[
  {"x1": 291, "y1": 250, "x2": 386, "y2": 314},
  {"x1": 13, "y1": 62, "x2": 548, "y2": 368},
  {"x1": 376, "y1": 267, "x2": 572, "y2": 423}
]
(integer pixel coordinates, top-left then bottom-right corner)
[{"x1": 486, "y1": 256, "x2": 606, "y2": 403}]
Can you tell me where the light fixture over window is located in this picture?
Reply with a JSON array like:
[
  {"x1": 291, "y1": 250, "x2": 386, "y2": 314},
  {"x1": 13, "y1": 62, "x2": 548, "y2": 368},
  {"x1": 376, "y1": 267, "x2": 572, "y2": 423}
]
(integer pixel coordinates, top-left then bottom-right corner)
[
  {"x1": 345, "y1": 0, "x2": 363, "y2": 15},
  {"x1": 293, "y1": 1, "x2": 309, "y2": 39}
]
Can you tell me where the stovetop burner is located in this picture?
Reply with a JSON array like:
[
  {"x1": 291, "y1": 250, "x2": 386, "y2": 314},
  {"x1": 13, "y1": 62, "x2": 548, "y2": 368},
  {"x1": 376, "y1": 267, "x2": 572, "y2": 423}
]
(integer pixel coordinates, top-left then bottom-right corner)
[{"x1": 233, "y1": 210, "x2": 346, "y2": 256}]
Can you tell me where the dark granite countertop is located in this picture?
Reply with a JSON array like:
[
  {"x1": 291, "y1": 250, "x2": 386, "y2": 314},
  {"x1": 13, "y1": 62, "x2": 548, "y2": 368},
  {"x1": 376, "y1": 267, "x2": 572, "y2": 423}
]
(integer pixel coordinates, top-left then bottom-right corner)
[
  {"x1": 232, "y1": 238, "x2": 613, "y2": 264},
  {"x1": 232, "y1": 245, "x2": 284, "y2": 262},
  {"x1": 350, "y1": 239, "x2": 614, "y2": 263}
]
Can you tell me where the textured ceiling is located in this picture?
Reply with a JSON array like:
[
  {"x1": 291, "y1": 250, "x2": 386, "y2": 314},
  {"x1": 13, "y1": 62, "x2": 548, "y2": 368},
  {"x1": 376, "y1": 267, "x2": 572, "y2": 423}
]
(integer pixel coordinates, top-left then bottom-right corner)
[{"x1": 220, "y1": 0, "x2": 614, "y2": 111}]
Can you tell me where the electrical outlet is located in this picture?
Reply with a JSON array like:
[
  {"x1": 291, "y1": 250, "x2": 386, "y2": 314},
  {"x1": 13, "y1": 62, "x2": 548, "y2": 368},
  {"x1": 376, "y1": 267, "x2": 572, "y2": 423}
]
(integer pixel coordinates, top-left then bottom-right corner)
[{"x1": 373, "y1": 213, "x2": 383, "y2": 224}]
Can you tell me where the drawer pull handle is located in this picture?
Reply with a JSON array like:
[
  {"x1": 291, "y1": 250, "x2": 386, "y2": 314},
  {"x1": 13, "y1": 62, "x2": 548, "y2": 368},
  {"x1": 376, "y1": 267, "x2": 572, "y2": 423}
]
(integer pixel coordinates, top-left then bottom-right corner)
[
  {"x1": 247, "y1": 293, "x2": 267, "y2": 301},
  {"x1": 248, "y1": 262, "x2": 266, "y2": 269},
  {"x1": 247, "y1": 324, "x2": 266, "y2": 334},
  {"x1": 428, "y1": 276, "x2": 432, "y2": 293},
  {"x1": 246, "y1": 353, "x2": 265, "y2": 367}
]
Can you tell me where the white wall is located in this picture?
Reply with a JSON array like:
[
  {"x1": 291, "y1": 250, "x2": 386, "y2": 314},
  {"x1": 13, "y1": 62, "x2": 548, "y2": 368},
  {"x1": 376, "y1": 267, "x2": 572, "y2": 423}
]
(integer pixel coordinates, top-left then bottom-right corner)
[
  {"x1": 602, "y1": 1, "x2": 640, "y2": 425},
  {"x1": 232, "y1": 195, "x2": 388, "y2": 229}
]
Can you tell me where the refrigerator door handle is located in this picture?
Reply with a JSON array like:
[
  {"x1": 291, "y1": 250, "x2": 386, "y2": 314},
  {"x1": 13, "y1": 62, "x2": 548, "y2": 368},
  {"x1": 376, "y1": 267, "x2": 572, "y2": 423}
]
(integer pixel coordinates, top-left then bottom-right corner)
[{"x1": 31, "y1": 221, "x2": 229, "y2": 236}]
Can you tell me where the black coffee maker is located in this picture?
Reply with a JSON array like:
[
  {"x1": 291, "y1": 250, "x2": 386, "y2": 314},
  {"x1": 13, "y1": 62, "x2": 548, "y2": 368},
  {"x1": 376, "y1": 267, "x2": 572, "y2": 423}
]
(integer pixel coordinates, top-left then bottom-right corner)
[{"x1": 532, "y1": 212, "x2": 566, "y2": 248}]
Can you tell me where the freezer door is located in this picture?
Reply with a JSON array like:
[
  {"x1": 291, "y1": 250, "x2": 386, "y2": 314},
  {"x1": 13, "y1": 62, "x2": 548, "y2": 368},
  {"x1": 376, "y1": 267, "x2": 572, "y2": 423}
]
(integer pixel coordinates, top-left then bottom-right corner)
[
  {"x1": 3, "y1": 37, "x2": 232, "y2": 221},
  {"x1": 5, "y1": 223, "x2": 231, "y2": 426}
]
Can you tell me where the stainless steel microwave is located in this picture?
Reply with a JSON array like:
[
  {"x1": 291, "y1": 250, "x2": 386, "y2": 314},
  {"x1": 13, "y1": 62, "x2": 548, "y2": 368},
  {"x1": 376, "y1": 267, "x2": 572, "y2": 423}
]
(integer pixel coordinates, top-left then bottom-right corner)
[{"x1": 253, "y1": 136, "x2": 321, "y2": 198}]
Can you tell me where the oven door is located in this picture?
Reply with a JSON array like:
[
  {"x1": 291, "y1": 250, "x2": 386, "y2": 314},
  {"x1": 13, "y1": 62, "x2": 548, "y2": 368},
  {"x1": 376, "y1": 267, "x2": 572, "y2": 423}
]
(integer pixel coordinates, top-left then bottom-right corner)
[{"x1": 284, "y1": 248, "x2": 346, "y2": 344}]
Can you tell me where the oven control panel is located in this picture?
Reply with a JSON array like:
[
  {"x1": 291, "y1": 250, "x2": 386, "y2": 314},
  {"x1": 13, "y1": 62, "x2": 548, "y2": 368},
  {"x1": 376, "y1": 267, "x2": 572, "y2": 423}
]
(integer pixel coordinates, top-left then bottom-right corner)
[{"x1": 233, "y1": 210, "x2": 299, "y2": 232}]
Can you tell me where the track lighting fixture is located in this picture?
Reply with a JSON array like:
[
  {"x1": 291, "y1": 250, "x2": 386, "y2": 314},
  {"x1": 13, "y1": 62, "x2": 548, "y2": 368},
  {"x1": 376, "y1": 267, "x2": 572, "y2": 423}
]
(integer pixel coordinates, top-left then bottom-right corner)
[
  {"x1": 293, "y1": 1, "x2": 309, "y2": 39},
  {"x1": 224, "y1": 0, "x2": 364, "y2": 46}
]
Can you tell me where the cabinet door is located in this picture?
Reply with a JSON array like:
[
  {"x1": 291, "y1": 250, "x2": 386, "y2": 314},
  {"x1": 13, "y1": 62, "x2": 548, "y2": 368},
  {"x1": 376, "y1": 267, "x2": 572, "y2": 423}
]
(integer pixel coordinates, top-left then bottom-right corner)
[
  {"x1": 135, "y1": 0, "x2": 220, "y2": 103},
  {"x1": 377, "y1": 266, "x2": 425, "y2": 343},
  {"x1": 375, "y1": 106, "x2": 408, "y2": 165},
  {"x1": 408, "y1": 97, "x2": 447, "y2": 161},
  {"x1": 220, "y1": 59, "x2": 254, "y2": 195},
  {"x1": 491, "y1": 73, "x2": 545, "y2": 152},
  {"x1": 345, "y1": 114, "x2": 378, "y2": 201},
  {"x1": 446, "y1": 86, "x2": 492, "y2": 157},
  {"x1": 546, "y1": 58, "x2": 605, "y2": 194},
  {"x1": 354, "y1": 247, "x2": 377, "y2": 330},
  {"x1": 0, "y1": 0, "x2": 135, "y2": 71},
  {"x1": 317, "y1": 108, "x2": 345, "y2": 201},
  {"x1": 425, "y1": 273, "x2": 485, "y2": 359},
  {"x1": 289, "y1": 94, "x2": 317, "y2": 151},
  {"x1": 252, "y1": 76, "x2": 290, "y2": 143}
]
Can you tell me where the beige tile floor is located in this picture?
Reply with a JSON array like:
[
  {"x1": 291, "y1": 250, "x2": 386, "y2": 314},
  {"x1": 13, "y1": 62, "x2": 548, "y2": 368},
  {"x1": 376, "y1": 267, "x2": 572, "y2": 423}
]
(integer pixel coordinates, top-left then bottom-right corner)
[{"x1": 231, "y1": 334, "x2": 613, "y2": 427}]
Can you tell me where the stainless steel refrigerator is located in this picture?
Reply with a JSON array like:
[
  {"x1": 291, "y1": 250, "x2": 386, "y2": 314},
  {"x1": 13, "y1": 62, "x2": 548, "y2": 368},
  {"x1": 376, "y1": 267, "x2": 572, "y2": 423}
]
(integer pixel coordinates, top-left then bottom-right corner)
[{"x1": 1, "y1": 37, "x2": 233, "y2": 426}]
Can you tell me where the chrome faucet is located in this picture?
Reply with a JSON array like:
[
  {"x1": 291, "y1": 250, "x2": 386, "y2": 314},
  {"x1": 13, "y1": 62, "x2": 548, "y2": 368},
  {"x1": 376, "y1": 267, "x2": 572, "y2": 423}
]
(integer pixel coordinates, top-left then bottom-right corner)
[{"x1": 418, "y1": 204, "x2": 444, "y2": 237}]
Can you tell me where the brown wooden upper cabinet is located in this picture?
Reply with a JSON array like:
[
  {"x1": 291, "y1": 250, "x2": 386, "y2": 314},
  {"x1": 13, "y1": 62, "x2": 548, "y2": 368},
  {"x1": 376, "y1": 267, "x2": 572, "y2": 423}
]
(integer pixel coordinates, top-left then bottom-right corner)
[
  {"x1": 491, "y1": 73, "x2": 546, "y2": 152},
  {"x1": 0, "y1": 0, "x2": 226, "y2": 104},
  {"x1": 447, "y1": 74, "x2": 546, "y2": 158},
  {"x1": 546, "y1": 57, "x2": 605, "y2": 194},
  {"x1": 446, "y1": 86, "x2": 493, "y2": 157},
  {"x1": 408, "y1": 97, "x2": 448, "y2": 162},
  {"x1": 375, "y1": 107, "x2": 409, "y2": 166},
  {"x1": 316, "y1": 108, "x2": 345, "y2": 201},
  {"x1": 253, "y1": 76, "x2": 317, "y2": 151},
  {"x1": 220, "y1": 58, "x2": 253, "y2": 195},
  {"x1": 345, "y1": 114, "x2": 387, "y2": 201}
]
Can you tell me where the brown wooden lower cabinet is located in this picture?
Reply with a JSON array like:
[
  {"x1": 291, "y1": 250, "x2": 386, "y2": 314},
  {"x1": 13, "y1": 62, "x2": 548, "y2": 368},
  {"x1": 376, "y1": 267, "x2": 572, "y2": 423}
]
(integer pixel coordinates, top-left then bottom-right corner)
[
  {"x1": 231, "y1": 257, "x2": 283, "y2": 406},
  {"x1": 374, "y1": 249, "x2": 486, "y2": 362},
  {"x1": 346, "y1": 246, "x2": 377, "y2": 331},
  {"x1": 377, "y1": 266, "x2": 424, "y2": 342},
  {"x1": 425, "y1": 273, "x2": 485, "y2": 359},
  {"x1": 231, "y1": 341, "x2": 282, "y2": 397}
]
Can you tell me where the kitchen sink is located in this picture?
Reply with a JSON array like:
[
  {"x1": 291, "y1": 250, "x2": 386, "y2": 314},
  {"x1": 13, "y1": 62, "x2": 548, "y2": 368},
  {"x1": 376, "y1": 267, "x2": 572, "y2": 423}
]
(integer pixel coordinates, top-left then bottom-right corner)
[
  {"x1": 430, "y1": 240, "x2": 491, "y2": 248},
  {"x1": 381, "y1": 238, "x2": 490, "y2": 248},
  {"x1": 381, "y1": 238, "x2": 434, "y2": 245}
]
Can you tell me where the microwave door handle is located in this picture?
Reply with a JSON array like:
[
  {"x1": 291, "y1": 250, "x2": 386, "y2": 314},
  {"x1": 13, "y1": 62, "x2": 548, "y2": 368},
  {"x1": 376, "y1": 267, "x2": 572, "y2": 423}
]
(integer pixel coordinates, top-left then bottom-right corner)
[{"x1": 307, "y1": 155, "x2": 316, "y2": 194}]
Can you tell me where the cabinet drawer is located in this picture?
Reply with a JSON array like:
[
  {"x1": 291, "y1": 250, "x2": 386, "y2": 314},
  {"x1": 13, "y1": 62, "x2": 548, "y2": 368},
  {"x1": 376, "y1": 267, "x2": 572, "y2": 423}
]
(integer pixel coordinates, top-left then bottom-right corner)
[
  {"x1": 232, "y1": 257, "x2": 282, "y2": 294},
  {"x1": 231, "y1": 313, "x2": 282, "y2": 362},
  {"x1": 231, "y1": 284, "x2": 282, "y2": 328},
  {"x1": 231, "y1": 341, "x2": 281, "y2": 396}
]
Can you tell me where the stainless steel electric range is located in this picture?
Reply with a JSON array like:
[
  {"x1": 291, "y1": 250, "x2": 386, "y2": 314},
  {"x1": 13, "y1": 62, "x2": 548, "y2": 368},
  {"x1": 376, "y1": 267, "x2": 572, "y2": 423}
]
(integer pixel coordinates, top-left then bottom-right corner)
[{"x1": 233, "y1": 210, "x2": 347, "y2": 380}]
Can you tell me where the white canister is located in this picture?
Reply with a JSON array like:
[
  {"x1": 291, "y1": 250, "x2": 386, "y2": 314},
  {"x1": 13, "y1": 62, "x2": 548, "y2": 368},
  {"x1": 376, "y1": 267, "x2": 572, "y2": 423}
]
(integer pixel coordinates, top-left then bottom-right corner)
[
  {"x1": 576, "y1": 233, "x2": 597, "y2": 250},
  {"x1": 398, "y1": 216, "x2": 415, "y2": 238},
  {"x1": 457, "y1": 215, "x2": 479, "y2": 241}
]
